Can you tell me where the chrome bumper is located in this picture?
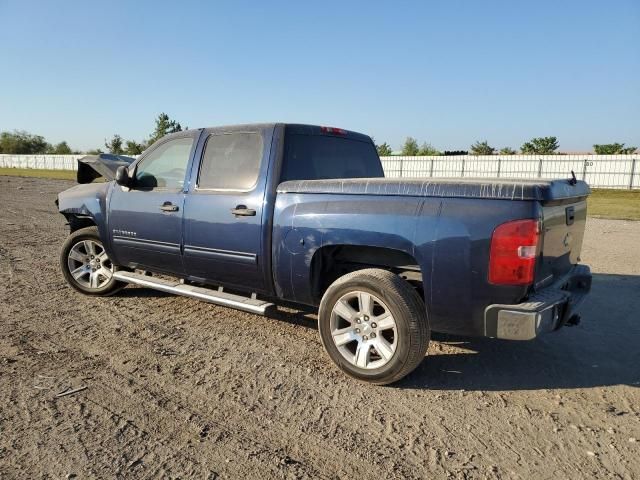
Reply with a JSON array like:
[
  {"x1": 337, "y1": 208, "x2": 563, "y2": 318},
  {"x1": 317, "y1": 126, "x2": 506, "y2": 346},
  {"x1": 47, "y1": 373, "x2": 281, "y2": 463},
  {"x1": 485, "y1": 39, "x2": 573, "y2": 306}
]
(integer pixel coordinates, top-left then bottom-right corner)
[{"x1": 484, "y1": 264, "x2": 592, "y2": 340}]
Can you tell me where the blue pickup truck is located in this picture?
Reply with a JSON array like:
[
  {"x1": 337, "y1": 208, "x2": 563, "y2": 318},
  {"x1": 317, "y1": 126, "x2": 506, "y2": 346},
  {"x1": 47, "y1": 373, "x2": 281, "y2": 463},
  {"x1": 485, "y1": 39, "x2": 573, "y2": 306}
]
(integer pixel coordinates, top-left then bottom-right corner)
[{"x1": 57, "y1": 123, "x2": 592, "y2": 384}]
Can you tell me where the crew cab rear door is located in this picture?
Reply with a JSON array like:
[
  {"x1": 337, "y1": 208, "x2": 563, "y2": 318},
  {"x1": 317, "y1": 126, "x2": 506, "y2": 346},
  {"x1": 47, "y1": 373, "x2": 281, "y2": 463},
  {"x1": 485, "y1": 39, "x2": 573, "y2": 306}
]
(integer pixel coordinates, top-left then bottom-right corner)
[
  {"x1": 108, "y1": 132, "x2": 199, "y2": 274},
  {"x1": 182, "y1": 126, "x2": 273, "y2": 292}
]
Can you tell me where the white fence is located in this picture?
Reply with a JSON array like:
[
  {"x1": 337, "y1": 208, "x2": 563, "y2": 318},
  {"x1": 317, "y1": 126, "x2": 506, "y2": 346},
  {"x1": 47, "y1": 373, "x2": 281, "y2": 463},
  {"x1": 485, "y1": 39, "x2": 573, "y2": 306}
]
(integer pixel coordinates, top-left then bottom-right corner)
[
  {"x1": 1, "y1": 153, "x2": 639, "y2": 189},
  {"x1": 0, "y1": 154, "x2": 84, "y2": 170},
  {"x1": 381, "y1": 155, "x2": 640, "y2": 189}
]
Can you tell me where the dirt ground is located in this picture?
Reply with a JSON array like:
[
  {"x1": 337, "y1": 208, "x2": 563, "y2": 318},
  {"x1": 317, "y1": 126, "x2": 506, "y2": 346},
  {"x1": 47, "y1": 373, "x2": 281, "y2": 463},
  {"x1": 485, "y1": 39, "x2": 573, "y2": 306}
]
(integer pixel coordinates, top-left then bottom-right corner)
[{"x1": 1, "y1": 175, "x2": 638, "y2": 479}]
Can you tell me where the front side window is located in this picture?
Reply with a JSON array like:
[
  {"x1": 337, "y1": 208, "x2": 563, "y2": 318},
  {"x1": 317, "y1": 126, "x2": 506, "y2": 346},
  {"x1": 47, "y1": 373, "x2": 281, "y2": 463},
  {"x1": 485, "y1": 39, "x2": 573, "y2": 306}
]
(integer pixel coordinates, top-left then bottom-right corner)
[
  {"x1": 135, "y1": 137, "x2": 194, "y2": 190},
  {"x1": 197, "y1": 132, "x2": 263, "y2": 190}
]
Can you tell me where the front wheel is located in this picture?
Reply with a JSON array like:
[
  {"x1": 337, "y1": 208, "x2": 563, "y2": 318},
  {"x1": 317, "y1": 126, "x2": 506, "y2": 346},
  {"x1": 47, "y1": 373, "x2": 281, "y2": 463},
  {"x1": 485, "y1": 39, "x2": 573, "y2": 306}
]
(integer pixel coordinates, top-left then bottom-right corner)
[
  {"x1": 60, "y1": 226, "x2": 125, "y2": 296},
  {"x1": 318, "y1": 268, "x2": 430, "y2": 385}
]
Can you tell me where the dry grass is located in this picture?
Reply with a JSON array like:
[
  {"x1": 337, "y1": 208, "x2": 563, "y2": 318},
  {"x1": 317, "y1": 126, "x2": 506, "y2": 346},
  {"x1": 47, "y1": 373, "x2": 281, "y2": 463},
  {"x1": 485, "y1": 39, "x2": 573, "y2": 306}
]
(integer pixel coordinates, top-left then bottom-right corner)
[
  {"x1": 0, "y1": 167, "x2": 77, "y2": 181},
  {"x1": 588, "y1": 188, "x2": 640, "y2": 221}
]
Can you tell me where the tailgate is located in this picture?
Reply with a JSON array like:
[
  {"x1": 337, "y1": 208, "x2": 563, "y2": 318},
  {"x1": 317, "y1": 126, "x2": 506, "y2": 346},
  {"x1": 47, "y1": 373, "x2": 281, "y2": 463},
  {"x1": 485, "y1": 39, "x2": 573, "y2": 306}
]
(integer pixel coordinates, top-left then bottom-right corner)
[{"x1": 536, "y1": 198, "x2": 588, "y2": 287}]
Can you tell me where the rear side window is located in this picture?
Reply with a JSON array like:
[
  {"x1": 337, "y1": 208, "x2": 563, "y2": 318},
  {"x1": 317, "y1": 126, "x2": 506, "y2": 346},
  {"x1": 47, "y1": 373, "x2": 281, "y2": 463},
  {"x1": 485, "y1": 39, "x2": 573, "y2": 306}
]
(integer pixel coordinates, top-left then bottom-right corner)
[
  {"x1": 281, "y1": 134, "x2": 383, "y2": 182},
  {"x1": 197, "y1": 132, "x2": 263, "y2": 190}
]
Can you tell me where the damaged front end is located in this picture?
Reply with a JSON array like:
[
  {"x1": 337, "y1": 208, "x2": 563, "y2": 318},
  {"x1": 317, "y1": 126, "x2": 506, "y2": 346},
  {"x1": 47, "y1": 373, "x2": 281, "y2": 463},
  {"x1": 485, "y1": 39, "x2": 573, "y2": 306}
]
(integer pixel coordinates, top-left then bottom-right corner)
[
  {"x1": 76, "y1": 153, "x2": 135, "y2": 184},
  {"x1": 56, "y1": 154, "x2": 134, "y2": 238}
]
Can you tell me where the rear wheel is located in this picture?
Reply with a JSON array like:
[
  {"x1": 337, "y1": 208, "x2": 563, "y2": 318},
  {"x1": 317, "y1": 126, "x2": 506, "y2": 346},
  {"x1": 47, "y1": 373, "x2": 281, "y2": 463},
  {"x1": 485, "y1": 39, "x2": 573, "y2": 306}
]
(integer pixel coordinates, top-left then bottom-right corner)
[
  {"x1": 318, "y1": 268, "x2": 430, "y2": 385},
  {"x1": 60, "y1": 226, "x2": 125, "y2": 296}
]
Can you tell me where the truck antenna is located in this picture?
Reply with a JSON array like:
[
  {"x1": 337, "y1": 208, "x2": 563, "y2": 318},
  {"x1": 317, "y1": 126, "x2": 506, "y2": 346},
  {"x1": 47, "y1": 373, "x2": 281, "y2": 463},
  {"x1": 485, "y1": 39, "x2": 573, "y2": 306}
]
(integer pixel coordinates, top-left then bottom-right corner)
[{"x1": 569, "y1": 170, "x2": 577, "y2": 185}]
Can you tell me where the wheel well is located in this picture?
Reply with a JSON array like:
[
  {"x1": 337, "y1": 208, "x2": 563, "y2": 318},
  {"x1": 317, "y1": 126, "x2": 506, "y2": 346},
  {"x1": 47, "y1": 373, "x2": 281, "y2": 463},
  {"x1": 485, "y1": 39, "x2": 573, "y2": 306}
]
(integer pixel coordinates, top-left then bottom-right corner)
[
  {"x1": 65, "y1": 214, "x2": 96, "y2": 233},
  {"x1": 310, "y1": 245, "x2": 423, "y2": 303}
]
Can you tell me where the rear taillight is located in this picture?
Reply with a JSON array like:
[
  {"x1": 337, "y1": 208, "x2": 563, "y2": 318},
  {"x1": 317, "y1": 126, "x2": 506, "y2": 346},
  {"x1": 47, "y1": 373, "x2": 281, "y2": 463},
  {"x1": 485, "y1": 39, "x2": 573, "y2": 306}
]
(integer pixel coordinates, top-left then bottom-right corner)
[{"x1": 488, "y1": 219, "x2": 539, "y2": 285}]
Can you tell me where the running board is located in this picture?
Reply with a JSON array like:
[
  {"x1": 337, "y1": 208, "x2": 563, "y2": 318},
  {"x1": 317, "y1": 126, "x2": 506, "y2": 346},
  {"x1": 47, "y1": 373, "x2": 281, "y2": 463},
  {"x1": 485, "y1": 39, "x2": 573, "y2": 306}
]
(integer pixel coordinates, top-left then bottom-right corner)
[{"x1": 113, "y1": 271, "x2": 274, "y2": 315}]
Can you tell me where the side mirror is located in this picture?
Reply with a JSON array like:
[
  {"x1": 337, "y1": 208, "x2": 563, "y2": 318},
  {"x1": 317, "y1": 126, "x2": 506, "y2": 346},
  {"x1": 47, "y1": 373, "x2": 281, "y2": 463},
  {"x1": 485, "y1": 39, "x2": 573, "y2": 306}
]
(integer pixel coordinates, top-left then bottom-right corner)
[{"x1": 115, "y1": 166, "x2": 131, "y2": 187}]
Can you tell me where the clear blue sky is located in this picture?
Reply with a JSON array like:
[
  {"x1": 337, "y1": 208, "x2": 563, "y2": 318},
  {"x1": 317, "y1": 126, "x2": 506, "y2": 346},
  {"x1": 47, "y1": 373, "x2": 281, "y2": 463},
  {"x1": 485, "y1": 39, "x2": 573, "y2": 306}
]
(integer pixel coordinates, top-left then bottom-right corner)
[{"x1": 1, "y1": 0, "x2": 638, "y2": 152}]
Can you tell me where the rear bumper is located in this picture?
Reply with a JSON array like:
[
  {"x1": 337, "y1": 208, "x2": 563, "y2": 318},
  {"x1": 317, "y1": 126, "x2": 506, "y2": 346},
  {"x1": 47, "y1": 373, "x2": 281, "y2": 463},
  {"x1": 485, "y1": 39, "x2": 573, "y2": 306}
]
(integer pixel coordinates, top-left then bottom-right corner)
[{"x1": 484, "y1": 264, "x2": 592, "y2": 340}]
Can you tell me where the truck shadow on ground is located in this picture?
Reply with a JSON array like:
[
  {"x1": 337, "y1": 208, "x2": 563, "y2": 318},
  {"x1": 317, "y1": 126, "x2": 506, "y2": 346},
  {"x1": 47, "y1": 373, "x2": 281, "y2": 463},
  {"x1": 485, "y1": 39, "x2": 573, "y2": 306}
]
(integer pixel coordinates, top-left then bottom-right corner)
[
  {"x1": 261, "y1": 273, "x2": 640, "y2": 391},
  {"x1": 114, "y1": 273, "x2": 639, "y2": 391},
  {"x1": 401, "y1": 273, "x2": 640, "y2": 391}
]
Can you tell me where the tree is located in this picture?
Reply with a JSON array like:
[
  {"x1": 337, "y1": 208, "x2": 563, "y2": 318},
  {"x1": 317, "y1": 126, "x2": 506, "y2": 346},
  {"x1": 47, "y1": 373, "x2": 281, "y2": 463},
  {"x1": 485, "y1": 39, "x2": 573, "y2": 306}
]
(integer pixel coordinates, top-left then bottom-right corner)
[
  {"x1": 125, "y1": 140, "x2": 144, "y2": 155},
  {"x1": 401, "y1": 137, "x2": 420, "y2": 156},
  {"x1": 376, "y1": 142, "x2": 393, "y2": 156},
  {"x1": 48, "y1": 141, "x2": 73, "y2": 154},
  {"x1": 593, "y1": 143, "x2": 637, "y2": 154},
  {"x1": 417, "y1": 142, "x2": 441, "y2": 156},
  {"x1": 104, "y1": 134, "x2": 124, "y2": 154},
  {"x1": 86, "y1": 148, "x2": 104, "y2": 155},
  {"x1": 521, "y1": 136, "x2": 559, "y2": 154},
  {"x1": 499, "y1": 147, "x2": 517, "y2": 155},
  {"x1": 470, "y1": 140, "x2": 495, "y2": 155},
  {"x1": 0, "y1": 130, "x2": 49, "y2": 154},
  {"x1": 148, "y1": 112, "x2": 182, "y2": 146}
]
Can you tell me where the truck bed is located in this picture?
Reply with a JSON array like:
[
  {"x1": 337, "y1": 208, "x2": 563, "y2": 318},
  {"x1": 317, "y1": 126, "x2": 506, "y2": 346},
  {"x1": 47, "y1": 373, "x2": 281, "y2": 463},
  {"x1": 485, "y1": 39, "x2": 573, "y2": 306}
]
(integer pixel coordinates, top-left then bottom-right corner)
[{"x1": 277, "y1": 177, "x2": 590, "y2": 202}]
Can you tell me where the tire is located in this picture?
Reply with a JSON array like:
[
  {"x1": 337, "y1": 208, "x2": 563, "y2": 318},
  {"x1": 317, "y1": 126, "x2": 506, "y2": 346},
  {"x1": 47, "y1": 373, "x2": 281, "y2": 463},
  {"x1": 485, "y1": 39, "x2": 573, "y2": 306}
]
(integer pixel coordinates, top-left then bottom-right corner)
[
  {"x1": 60, "y1": 226, "x2": 125, "y2": 296},
  {"x1": 318, "y1": 268, "x2": 430, "y2": 385}
]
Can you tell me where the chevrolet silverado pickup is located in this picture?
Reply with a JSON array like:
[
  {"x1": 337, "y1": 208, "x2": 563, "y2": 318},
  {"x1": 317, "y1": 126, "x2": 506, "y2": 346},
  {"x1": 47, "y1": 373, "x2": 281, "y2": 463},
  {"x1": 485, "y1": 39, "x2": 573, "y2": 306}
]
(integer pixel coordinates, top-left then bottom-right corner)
[{"x1": 56, "y1": 123, "x2": 592, "y2": 384}]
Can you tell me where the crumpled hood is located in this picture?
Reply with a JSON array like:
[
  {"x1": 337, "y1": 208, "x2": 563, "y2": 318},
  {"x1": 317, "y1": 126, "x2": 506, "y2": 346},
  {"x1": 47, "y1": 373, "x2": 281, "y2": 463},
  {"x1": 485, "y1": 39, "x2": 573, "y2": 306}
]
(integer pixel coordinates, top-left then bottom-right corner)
[{"x1": 77, "y1": 154, "x2": 135, "y2": 183}]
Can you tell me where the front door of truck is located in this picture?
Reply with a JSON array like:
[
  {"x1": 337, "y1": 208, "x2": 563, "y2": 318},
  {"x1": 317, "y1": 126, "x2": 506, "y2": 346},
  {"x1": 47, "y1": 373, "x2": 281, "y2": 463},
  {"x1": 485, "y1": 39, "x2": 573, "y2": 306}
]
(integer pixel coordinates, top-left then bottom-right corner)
[
  {"x1": 108, "y1": 134, "x2": 198, "y2": 275},
  {"x1": 182, "y1": 127, "x2": 271, "y2": 292}
]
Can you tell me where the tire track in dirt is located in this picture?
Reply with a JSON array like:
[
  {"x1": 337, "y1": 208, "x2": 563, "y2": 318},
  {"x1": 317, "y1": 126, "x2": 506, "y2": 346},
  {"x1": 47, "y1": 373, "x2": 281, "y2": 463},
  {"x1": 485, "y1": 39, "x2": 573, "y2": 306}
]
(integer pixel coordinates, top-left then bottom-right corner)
[
  {"x1": 5, "y1": 326, "x2": 336, "y2": 479},
  {"x1": 8, "y1": 290, "x2": 605, "y2": 479},
  {"x1": 10, "y1": 299, "x2": 398, "y2": 478}
]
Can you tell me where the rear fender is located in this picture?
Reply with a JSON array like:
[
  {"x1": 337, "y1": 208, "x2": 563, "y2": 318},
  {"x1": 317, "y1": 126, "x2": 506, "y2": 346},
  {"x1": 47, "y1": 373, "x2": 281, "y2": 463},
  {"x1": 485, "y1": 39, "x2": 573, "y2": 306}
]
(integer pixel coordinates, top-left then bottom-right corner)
[{"x1": 272, "y1": 195, "x2": 439, "y2": 308}]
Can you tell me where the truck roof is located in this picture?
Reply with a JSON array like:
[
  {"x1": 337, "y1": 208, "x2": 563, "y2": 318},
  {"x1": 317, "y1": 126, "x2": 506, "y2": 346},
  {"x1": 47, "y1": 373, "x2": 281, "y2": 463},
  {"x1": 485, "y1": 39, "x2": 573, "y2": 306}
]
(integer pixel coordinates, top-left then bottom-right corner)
[{"x1": 179, "y1": 123, "x2": 373, "y2": 143}]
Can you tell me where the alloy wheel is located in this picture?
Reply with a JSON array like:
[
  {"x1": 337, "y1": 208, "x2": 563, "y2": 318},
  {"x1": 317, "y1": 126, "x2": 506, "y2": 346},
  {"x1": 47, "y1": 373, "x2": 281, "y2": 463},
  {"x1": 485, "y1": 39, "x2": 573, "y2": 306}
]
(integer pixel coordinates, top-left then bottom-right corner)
[
  {"x1": 330, "y1": 290, "x2": 398, "y2": 369},
  {"x1": 67, "y1": 239, "x2": 114, "y2": 289}
]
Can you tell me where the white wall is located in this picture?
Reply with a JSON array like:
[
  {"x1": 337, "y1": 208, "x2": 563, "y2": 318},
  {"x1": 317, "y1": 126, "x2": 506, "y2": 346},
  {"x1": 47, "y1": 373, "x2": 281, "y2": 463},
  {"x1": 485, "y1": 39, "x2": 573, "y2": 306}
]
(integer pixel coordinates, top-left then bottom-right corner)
[
  {"x1": 380, "y1": 155, "x2": 640, "y2": 189},
  {"x1": 0, "y1": 154, "x2": 84, "y2": 170}
]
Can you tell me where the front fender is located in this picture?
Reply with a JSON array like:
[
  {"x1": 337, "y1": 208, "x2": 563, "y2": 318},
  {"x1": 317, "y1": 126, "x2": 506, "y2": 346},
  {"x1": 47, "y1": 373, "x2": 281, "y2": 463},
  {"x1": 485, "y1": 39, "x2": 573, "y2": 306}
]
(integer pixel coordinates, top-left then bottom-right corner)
[{"x1": 57, "y1": 182, "x2": 113, "y2": 253}]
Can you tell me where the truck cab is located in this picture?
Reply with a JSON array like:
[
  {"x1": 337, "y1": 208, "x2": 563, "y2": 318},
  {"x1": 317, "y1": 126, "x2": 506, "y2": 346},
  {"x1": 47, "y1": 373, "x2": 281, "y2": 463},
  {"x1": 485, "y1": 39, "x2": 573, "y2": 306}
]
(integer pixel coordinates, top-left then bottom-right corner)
[{"x1": 104, "y1": 124, "x2": 383, "y2": 294}]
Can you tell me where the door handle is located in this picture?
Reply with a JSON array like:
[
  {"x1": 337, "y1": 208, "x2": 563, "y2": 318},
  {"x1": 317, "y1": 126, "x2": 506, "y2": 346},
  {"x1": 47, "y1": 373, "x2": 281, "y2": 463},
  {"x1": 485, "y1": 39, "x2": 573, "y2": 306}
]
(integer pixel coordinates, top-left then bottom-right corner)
[
  {"x1": 231, "y1": 205, "x2": 256, "y2": 216},
  {"x1": 160, "y1": 202, "x2": 179, "y2": 212},
  {"x1": 565, "y1": 206, "x2": 575, "y2": 226}
]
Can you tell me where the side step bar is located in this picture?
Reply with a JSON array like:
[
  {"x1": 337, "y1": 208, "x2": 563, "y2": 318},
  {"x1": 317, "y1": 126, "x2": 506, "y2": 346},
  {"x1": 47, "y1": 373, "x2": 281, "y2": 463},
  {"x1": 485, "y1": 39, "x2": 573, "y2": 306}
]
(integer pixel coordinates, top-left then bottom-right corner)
[{"x1": 113, "y1": 271, "x2": 275, "y2": 315}]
